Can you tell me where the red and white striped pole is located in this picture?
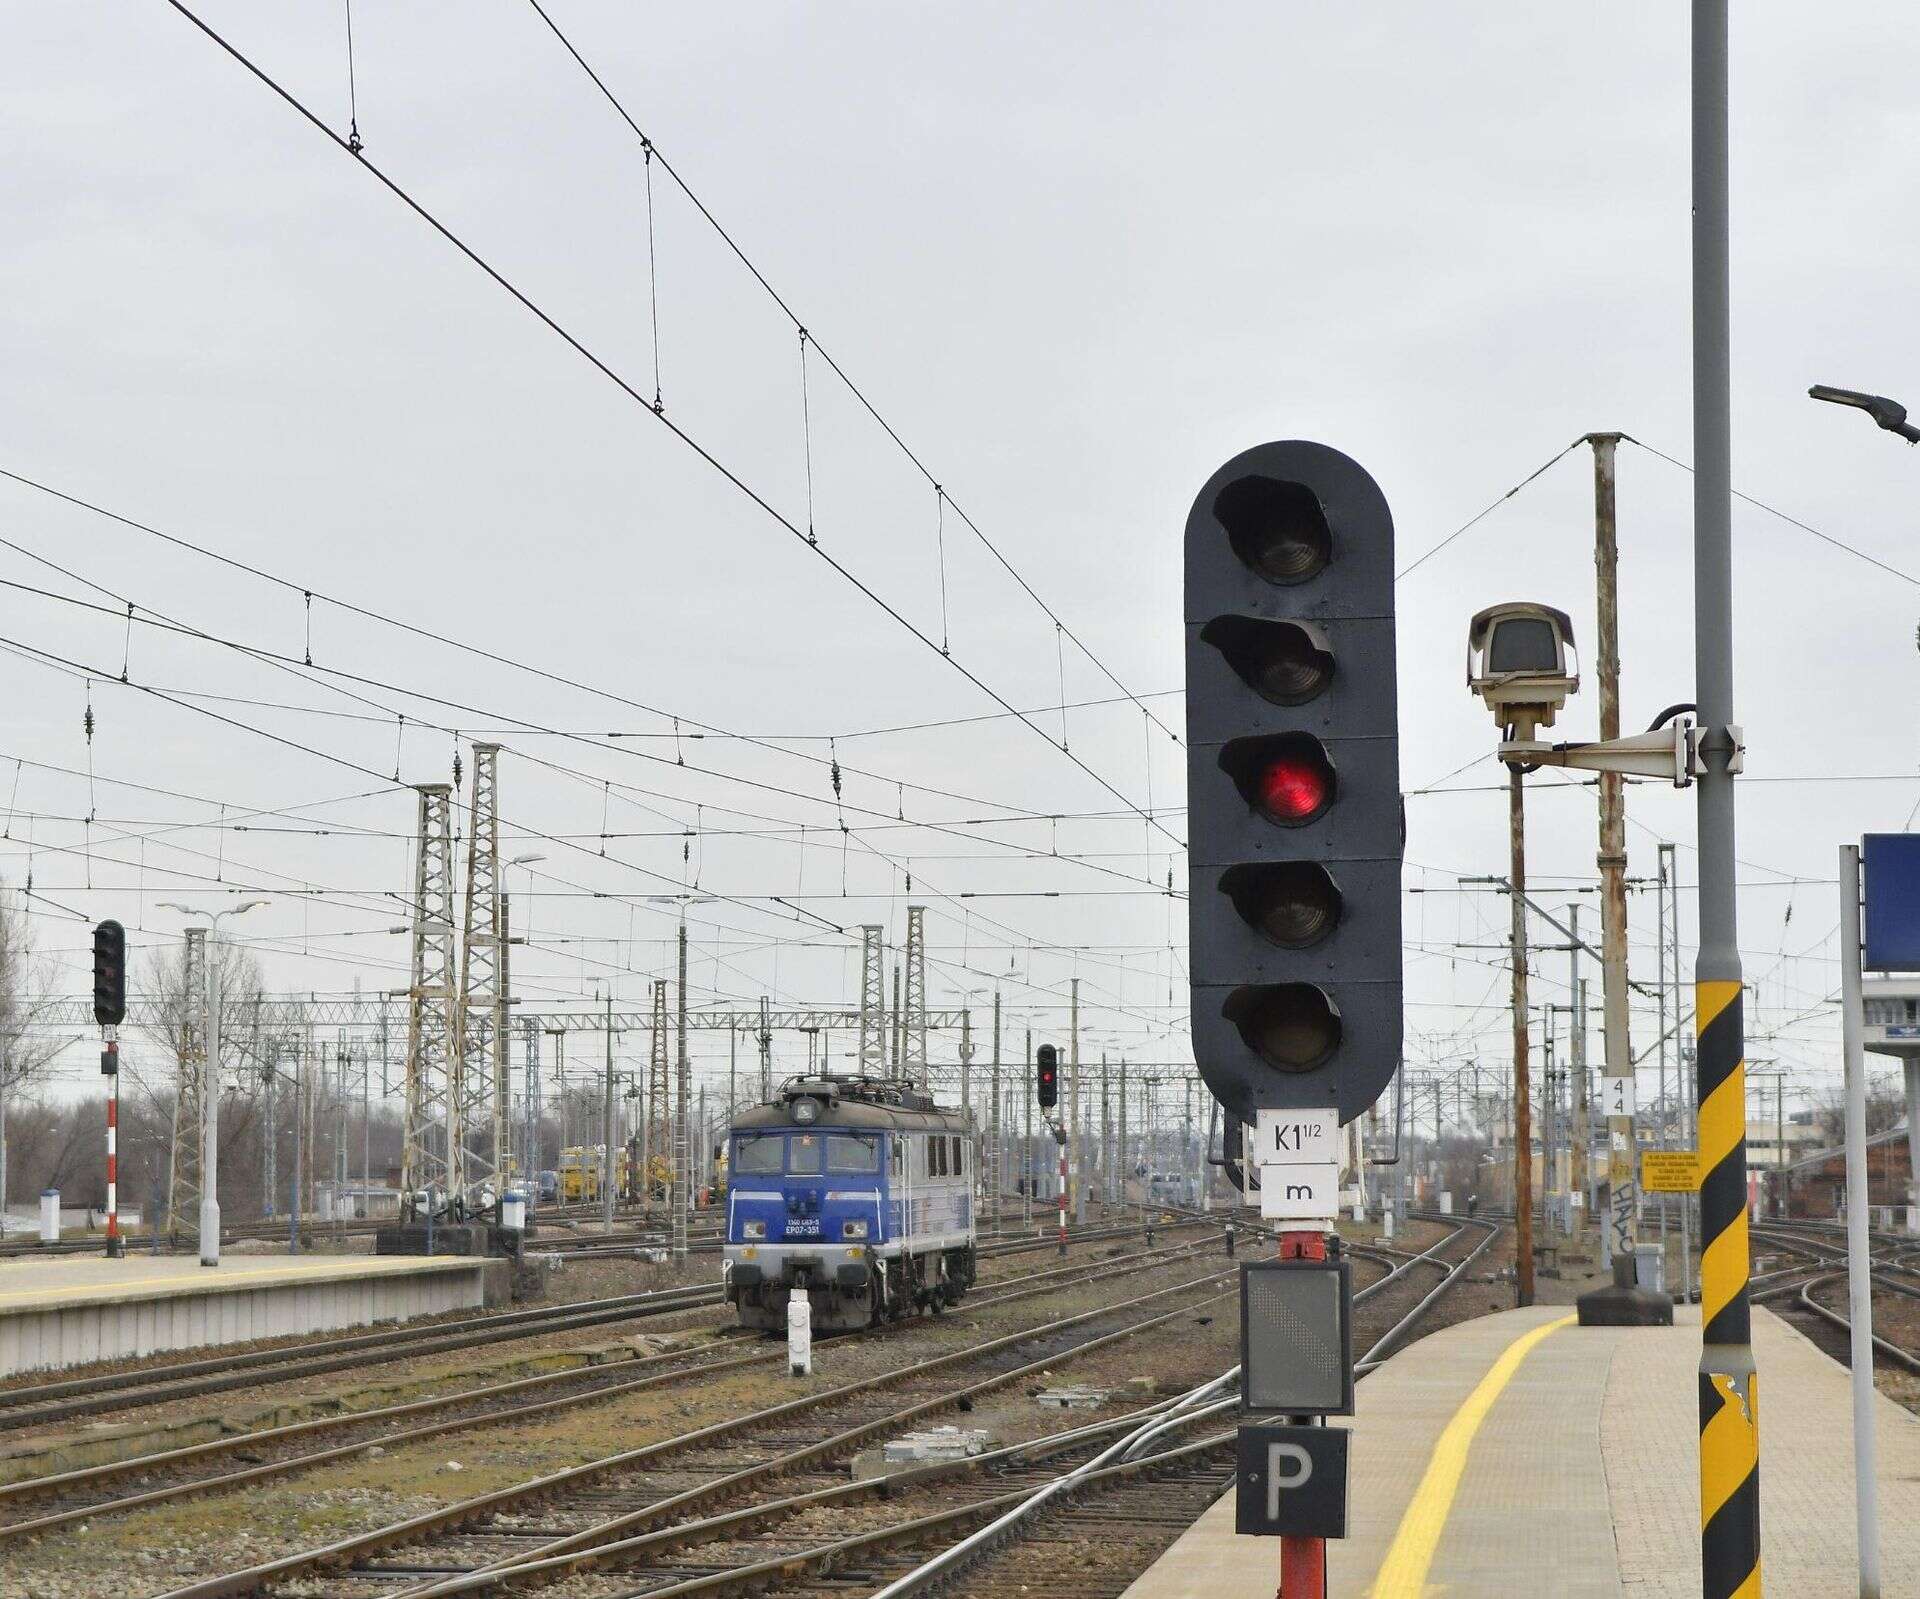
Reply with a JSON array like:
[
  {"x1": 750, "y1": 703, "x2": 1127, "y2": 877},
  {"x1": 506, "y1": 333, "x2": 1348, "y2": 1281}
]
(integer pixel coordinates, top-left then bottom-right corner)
[
  {"x1": 1278, "y1": 1227, "x2": 1328, "y2": 1599},
  {"x1": 1056, "y1": 1123, "x2": 1069, "y2": 1257},
  {"x1": 102, "y1": 1034, "x2": 123, "y2": 1258}
]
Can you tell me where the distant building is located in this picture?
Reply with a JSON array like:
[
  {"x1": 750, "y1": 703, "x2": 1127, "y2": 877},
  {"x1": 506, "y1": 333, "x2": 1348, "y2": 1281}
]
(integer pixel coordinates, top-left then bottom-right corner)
[{"x1": 1781, "y1": 1124, "x2": 1911, "y2": 1219}]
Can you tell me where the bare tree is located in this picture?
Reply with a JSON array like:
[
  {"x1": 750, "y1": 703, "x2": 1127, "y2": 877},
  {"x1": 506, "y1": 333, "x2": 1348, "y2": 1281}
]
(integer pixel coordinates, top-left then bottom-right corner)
[
  {"x1": 0, "y1": 887, "x2": 72, "y2": 1221},
  {"x1": 131, "y1": 935, "x2": 272, "y2": 1228}
]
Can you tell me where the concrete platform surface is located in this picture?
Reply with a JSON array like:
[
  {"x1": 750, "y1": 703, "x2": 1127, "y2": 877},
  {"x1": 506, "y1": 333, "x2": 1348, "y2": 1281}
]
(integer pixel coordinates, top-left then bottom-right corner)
[
  {"x1": 1123, "y1": 1304, "x2": 1920, "y2": 1597},
  {"x1": 0, "y1": 1251, "x2": 480, "y2": 1310},
  {"x1": 0, "y1": 1252, "x2": 498, "y2": 1376}
]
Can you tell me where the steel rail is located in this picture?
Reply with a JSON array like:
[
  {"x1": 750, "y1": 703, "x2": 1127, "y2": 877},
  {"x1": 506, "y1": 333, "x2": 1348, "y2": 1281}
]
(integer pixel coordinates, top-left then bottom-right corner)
[
  {"x1": 0, "y1": 1238, "x2": 1211, "y2": 1540},
  {"x1": 155, "y1": 1263, "x2": 1240, "y2": 1599},
  {"x1": 862, "y1": 1218, "x2": 1500, "y2": 1599},
  {"x1": 398, "y1": 1223, "x2": 1479, "y2": 1599}
]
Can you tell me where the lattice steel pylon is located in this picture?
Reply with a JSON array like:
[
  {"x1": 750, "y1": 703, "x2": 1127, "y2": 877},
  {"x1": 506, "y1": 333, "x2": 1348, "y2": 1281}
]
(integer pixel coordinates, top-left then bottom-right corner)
[
  {"x1": 904, "y1": 905, "x2": 928, "y2": 1088},
  {"x1": 402, "y1": 783, "x2": 457, "y2": 1218},
  {"x1": 645, "y1": 979, "x2": 670, "y2": 1203},
  {"x1": 452, "y1": 743, "x2": 506, "y2": 1212},
  {"x1": 757, "y1": 993, "x2": 773, "y2": 1100},
  {"x1": 856, "y1": 926, "x2": 886, "y2": 1075},
  {"x1": 521, "y1": 1015, "x2": 542, "y2": 1193},
  {"x1": 164, "y1": 926, "x2": 208, "y2": 1239}
]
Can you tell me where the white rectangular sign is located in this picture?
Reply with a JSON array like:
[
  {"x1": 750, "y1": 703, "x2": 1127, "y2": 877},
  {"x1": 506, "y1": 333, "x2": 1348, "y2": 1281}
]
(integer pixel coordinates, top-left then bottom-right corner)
[
  {"x1": 1253, "y1": 1110, "x2": 1340, "y2": 1167},
  {"x1": 1603, "y1": 1076, "x2": 1636, "y2": 1119},
  {"x1": 1258, "y1": 1161, "x2": 1340, "y2": 1221}
]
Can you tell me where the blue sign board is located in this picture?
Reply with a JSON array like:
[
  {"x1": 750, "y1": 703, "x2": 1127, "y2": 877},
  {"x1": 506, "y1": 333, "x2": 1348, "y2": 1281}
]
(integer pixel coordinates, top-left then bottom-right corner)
[{"x1": 1862, "y1": 834, "x2": 1920, "y2": 970}]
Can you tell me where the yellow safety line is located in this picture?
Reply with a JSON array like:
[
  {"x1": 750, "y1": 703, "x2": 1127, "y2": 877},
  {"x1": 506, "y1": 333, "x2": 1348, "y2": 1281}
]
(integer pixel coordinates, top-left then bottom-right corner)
[
  {"x1": 0, "y1": 1257, "x2": 471, "y2": 1309},
  {"x1": 1370, "y1": 1314, "x2": 1577, "y2": 1597}
]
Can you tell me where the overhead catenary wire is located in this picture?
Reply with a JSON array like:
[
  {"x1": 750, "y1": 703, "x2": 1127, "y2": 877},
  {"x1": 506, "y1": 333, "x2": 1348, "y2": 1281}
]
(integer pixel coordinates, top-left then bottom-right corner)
[
  {"x1": 0, "y1": 472, "x2": 1137, "y2": 829},
  {"x1": 0, "y1": 568, "x2": 1179, "y2": 897},
  {"x1": 158, "y1": 0, "x2": 1181, "y2": 851},
  {"x1": 0, "y1": 626, "x2": 848, "y2": 937},
  {"x1": 516, "y1": 0, "x2": 1180, "y2": 752}
]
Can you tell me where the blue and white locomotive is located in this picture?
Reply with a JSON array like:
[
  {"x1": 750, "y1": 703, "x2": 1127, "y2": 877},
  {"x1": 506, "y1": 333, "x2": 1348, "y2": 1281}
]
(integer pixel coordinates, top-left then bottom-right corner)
[{"x1": 723, "y1": 1074, "x2": 977, "y2": 1331}]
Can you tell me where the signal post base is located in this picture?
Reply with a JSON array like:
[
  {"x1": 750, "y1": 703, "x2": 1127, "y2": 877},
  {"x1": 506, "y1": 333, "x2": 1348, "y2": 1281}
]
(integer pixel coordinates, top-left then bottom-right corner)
[
  {"x1": 1575, "y1": 1260, "x2": 1673, "y2": 1327},
  {"x1": 1123, "y1": 1302, "x2": 1920, "y2": 1597}
]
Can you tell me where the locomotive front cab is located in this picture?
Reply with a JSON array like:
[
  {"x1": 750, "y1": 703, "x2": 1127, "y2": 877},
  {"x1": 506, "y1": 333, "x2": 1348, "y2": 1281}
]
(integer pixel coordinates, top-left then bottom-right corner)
[{"x1": 724, "y1": 1079, "x2": 893, "y2": 1332}]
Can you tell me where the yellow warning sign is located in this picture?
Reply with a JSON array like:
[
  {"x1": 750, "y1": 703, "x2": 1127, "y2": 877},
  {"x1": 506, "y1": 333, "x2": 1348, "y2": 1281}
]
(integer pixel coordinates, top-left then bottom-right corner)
[{"x1": 1641, "y1": 1151, "x2": 1701, "y2": 1193}]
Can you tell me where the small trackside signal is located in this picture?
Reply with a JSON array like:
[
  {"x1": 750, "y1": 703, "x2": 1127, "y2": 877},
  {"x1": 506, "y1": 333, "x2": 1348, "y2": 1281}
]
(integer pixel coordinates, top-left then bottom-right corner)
[
  {"x1": 1036, "y1": 1043, "x2": 1060, "y2": 1111},
  {"x1": 1185, "y1": 441, "x2": 1402, "y2": 1129},
  {"x1": 92, "y1": 918, "x2": 127, "y2": 1029}
]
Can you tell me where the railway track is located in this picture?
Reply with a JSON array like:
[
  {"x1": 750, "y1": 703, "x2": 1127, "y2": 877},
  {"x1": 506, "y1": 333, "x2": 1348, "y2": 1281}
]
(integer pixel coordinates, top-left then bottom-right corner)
[
  {"x1": 840, "y1": 1215, "x2": 1503, "y2": 1599},
  {"x1": 0, "y1": 1217, "x2": 1195, "y2": 1433},
  {"x1": 1748, "y1": 1222, "x2": 1920, "y2": 1377},
  {"x1": 0, "y1": 1235, "x2": 1222, "y2": 1545},
  {"x1": 142, "y1": 1252, "x2": 1241, "y2": 1599},
  {"x1": 125, "y1": 1218, "x2": 1495, "y2": 1599}
]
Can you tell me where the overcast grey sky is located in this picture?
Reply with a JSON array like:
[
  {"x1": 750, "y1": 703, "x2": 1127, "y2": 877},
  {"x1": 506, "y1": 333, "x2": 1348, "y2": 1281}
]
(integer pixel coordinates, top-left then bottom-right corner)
[{"x1": 2, "y1": 3, "x2": 1917, "y2": 1114}]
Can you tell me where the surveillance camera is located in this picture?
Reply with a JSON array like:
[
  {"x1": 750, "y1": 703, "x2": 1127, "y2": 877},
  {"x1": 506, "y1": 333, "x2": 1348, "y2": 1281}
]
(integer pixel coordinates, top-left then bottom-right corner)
[{"x1": 1467, "y1": 603, "x2": 1579, "y2": 739}]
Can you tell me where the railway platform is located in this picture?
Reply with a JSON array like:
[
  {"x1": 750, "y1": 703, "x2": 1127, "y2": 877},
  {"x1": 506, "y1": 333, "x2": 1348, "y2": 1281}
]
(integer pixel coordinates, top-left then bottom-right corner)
[
  {"x1": 1123, "y1": 1303, "x2": 1920, "y2": 1597},
  {"x1": 0, "y1": 1251, "x2": 510, "y2": 1377}
]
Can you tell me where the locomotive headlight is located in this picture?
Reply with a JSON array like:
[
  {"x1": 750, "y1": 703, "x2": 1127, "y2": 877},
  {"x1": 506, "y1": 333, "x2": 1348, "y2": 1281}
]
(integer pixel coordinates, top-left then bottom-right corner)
[
  {"x1": 742, "y1": 1220, "x2": 766, "y2": 1240},
  {"x1": 842, "y1": 1219, "x2": 869, "y2": 1240},
  {"x1": 791, "y1": 1097, "x2": 821, "y2": 1125}
]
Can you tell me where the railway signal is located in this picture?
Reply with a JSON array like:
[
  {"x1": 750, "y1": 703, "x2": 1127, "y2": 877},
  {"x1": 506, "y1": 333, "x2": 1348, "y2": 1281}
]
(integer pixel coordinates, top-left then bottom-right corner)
[
  {"x1": 1036, "y1": 1043, "x2": 1059, "y2": 1110},
  {"x1": 92, "y1": 918, "x2": 126, "y2": 1029},
  {"x1": 1184, "y1": 441, "x2": 1402, "y2": 1130},
  {"x1": 92, "y1": 918, "x2": 127, "y2": 1259}
]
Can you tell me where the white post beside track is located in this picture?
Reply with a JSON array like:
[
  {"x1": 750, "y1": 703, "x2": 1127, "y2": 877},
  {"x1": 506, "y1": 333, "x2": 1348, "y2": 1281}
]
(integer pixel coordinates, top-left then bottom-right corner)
[{"x1": 788, "y1": 1286, "x2": 812, "y2": 1378}]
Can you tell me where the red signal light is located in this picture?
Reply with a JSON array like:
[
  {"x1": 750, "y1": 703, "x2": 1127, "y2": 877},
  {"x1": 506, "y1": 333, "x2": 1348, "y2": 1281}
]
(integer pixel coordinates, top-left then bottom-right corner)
[
  {"x1": 1036, "y1": 1044, "x2": 1060, "y2": 1109},
  {"x1": 1258, "y1": 756, "x2": 1331, "y2": 824}
]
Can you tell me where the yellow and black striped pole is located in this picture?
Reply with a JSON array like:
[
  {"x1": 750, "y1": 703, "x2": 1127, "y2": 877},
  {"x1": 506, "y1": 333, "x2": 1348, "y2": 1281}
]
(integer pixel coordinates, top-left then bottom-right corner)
[
  {"x1": 1692, "y1": 2, "x2": 1759, "y2": 1593},
  {"x1": 1696, "y1": 978, "x2": 1759, "y2": 1597}
]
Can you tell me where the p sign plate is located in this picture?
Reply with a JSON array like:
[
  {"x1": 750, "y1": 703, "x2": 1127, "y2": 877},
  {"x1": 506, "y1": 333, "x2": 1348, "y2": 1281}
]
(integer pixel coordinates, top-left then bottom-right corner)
[{"x1": 1235, "y1": 1423, "x2": 1348, "y2": 1538}]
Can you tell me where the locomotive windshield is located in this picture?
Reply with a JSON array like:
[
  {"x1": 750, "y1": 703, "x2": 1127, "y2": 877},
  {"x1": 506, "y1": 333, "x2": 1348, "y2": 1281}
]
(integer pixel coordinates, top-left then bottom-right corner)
[
  {"x1": 827, "y1": 1133, "x2": 881, "y2": 1172},
  {"x1": 734, "y1": 1133, "x2": 782, "y2": 1175},
  {"x1": 788, "y1": 1133, "x2": 824, "y2": 1173}
]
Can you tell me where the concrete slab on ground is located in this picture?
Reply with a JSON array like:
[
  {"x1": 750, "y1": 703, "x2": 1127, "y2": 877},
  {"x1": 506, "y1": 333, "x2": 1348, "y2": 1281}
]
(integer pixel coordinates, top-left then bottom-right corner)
[{"x1": 1122, "y1": 1304, "x2": 1920, "y2": 1597}]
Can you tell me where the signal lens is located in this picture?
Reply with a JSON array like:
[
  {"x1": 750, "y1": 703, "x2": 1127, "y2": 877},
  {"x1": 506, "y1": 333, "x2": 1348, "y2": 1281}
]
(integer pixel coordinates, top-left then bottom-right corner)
[
  {"x1": 1224, "y1": 983, "x2": 1342, "y2": 1072},
  {"x1": 1221, "y1": 862, "x2": 1341, "y2": 948},
  {"x1": 1213, "y1": 475, "x2": 1332, "y2": 586},
  {"x1": 1260, "y1": 757, "x2": 1329, "y2": 823},
  {"x1": 1219, "y1": 734, "x2": 1336, "y2": 827},
  {"x1": 1200, "y1": 617, "x2": 1334, "y2": 707}
]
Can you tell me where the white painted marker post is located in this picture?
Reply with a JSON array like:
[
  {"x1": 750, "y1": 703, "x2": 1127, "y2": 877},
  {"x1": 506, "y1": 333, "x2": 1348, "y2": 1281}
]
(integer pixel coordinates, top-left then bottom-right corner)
[{"x1": 787, "y1": 1287, "x2": 812, "y2": 1378}]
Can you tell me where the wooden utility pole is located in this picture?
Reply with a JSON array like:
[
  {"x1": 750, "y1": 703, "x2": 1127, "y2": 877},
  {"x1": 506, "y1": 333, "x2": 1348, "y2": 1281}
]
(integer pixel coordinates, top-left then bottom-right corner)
[{"x1": 1510, "y1": 769, "x2": 1535, "y2": 1306}]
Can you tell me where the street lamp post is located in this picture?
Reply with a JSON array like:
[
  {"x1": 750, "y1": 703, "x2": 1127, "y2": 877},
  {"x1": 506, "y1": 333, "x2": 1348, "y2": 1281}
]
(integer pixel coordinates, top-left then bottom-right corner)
[
  {"x1": 1809, "y1": 383, "x2": 1920, "y2": 443},
  {"x1": 646, "y1": 895, "x2": 714, "y2": 1262},
  {"x1": 507, "y1": 854, "x2": 544, "y2": 1201},
  {"x1": 157, "y1": 900, "x2": 267, "y2": 1267}
]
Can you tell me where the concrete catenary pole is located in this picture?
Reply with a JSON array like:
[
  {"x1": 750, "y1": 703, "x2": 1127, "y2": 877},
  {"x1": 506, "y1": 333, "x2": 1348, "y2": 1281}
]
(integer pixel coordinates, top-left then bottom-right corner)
[
  {"x1": 200, "y1": 934, "x2": 221, "y2": 1267},
  {"x1": 1070, "y1": 978, "x2": 1084, "y2": 1227},
  {"x1": 990, "y1": 991, "x2": 1002, "y2": 1233},
  {"x1": 1569, "y1": 906, "x2": 1589, "y2": 1219},
  {"x1": 1509, "y1": 767, "x2": 1535, "y2": 1306},
  {"x1": 1023, "y1": 1026, "x2": 1033, "y2": 1229},
  {"x1": 673, "y1": 917, "x2": 690, "y2": 1262},
  {"x1": 1590, "y1": 430, "x2": 1650, "y2": 1294},
  {"x1": 1838, "y1": 845, "x2": 1883, "y2": 1595},
  {"x1": 602, "y1": 990, "x2": 616, "y2": 1230},
  {"x1": 1691, "y1": 5, "x2": 1761, "y2": 1591},
  {"x1": 1905, "y1": 1060, "x2": 1920, "y2": 1227}
]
